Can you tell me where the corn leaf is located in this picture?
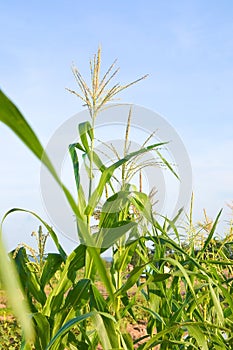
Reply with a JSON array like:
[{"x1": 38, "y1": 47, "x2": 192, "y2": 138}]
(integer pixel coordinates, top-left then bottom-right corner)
[
  {"x1": 40, "y1": 253, "x2": 64, "y2": 288},
  {"x1": 85, "y1": 142, "x2": 166, "y2": 216},
  {"x1": 1, "y1": 208, "x2": 67, "y2": 261},
  {"x1": 45, "y1": 312, "x2": 95, "y2": 350},
  {"x1": 33, "y1": 313, "x2": 50, "y2": 350},
  {"x1": 186, "y1": 324, "x2": 208, "y2": 350},
  {"x1": 0, "y1": 233, "x2": 34, "y2": 342}
]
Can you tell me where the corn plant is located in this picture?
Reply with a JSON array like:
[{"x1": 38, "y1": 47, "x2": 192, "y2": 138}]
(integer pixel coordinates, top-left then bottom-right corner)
[
  {"x1": 0, "y1": 48, "x2": 164, "y2": 349},
  {"x1": 0, "y1": 48, "x2": 233, "y2": 350}
]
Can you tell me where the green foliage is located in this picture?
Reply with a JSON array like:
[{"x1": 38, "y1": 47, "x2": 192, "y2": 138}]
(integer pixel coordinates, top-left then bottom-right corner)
[
  {"x1": 0, "y1": 48, "x2": 233, "y2": 349},
  {"x1": 0, "y1": 318, "x2": 22, "y2": 350},
  {"x1": 0, "y1": 230, "x2": 34, "y2": 344}
]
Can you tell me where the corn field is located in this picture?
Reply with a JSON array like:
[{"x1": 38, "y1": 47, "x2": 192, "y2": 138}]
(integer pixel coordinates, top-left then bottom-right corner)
[{"x1": 0, "y1": 49, "x2": 233, "y2": 350}]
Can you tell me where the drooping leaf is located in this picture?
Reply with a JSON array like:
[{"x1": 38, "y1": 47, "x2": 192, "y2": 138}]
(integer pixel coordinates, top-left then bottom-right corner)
[
  {"x1": 0, "y1": 90, "x2": 55, "y2": 177},
  {"x1": 1, "y1": 208, "x2": 67, "y2": 261},
  {"x1": 85, "y1": 142, "x2": 166, "y2": 216},
  {"x1": 78, "y1": 121, "x2": 93, "y2": 152},
  {"x1": 0, "y1": 89, "x2": 79, "y2": 219},
  {"x1": 156, "y1": 149, "x2": 179, "y2": 179},
  {"x1": 98, "y1": 221, "x2": 137, "y2": 249}
]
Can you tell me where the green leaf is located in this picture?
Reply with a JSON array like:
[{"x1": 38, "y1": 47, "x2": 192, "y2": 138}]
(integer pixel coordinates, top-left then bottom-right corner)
[
  {"x1": 43, "y1": 244, "x2": 86, "y2": 317},
  {"x1": 121, "y1": 294, "x2": 137, "y2": 319},
  {"x1": 121, "y1": 333, "x2": 134, "y2": 350},
  {"x1": 130, "y1": 191, "x2": 153, "y2": 222},
  {"x1": 90, "y1": 283, "x2": 108, "y2": 312},
  {"x1": 33, "y1": 313, "x2": 50, "y2": 350},
  {"x1": 0, "y1": 89, "x2": 55, "y2": 177},
  {"x1": 93, "y1": 311, "x2": 119, "y2": 349},
  {"x1": 0, "y1": 233, "x2": 34, "y2": 342},
  {"x1": 208, "y1": 280, "x2": 224, "y2": 325},
  {"x1": 91, "y1": 312, "x2": 113, "y2": 350},
  {"x1": 138, "y1": 305, "x2": 165, "y2": 324},
  {"x1": 164, "y1": 257, "x2": 198, "y2": 303},
  {"x1": 186, "y1": 324, "x2": 208, "y2": 350},
  {"x1": 69, "y1": 144, "x2": 87, "y2": 217},
  {"x1": 74, "y1": 142, "x2": 85, "y2": 152},
  {"x1": 113, "y1": 240, "x2": 138, "y2": 272},
  {"x1": 13, "y1": 247, "x2": 46, "y2": 306},
  {"x1": 1, "y1": 208, "x2": 67, "y2": 261},
  {"x1": 0, "y1": 89, "x2": 80, "y2": 222},
  {"x1": 85, "y1": 142, "x2": 166, "y2": 216},
  {"x1": 87, "y1": 246, "x2": 115, "y2": 301},
  {"x1": 98, "y1": 221, "x2": 137, "y2": 249},
  {"x1": 200, "y1": 209, "x2": 223, "y2": 254},
  {"x1": 51, "y1": 279, "x2": 91, "y2": 334},
  {"x1": 45, "y1": 312, "x2": 95, "y2": 350},
  {"x1": 64, "y1": 278, "x2": 91, "y2": 310},
  {"x1": 78, "y1": 121, "x2": 93, "y2": 152},
  {"x1": 99, "y1": 191, "x2": 131, "y2": 228},
  {"x1": 141, "y1": 322, "x2": 206, "y2": 350},
  {"x1": 156, "y1": 235, "x2": 202, "y2": 270},
  {"x1": 69, "y1": 143, "x2": 81, "y2": 194},
  {"x1": 40, "y1": 253, "x2": 63, "y2": 288},
  {"x1": 76, "y1": 121, "x2": 107, "y2": 172},
  {"x1": 152, "y1": 273, "x2": 171, "y2": 282},
  {"x1": 116, "y1": 264, "x2": 147, "y2": 296},
  {"x1": 156, "y1": 149, "x2": 179, "y2": 179}
]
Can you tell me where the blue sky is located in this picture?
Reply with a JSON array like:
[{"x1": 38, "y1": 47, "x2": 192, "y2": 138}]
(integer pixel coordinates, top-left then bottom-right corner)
[{"x1": 1, "y1": 1, "x2": 233, "y2": 252}]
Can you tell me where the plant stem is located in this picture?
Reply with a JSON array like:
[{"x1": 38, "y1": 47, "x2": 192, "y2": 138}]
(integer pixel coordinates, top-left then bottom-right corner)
[{"x1": 85, "y1": 110, "x2": 96, "y2": 280}]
